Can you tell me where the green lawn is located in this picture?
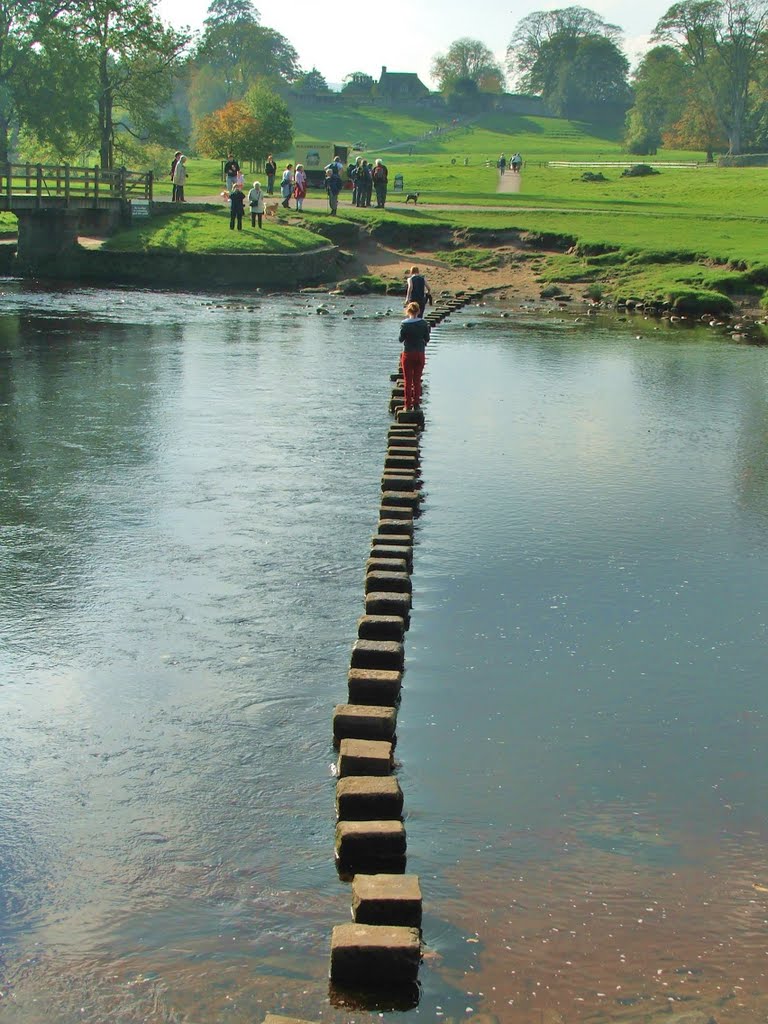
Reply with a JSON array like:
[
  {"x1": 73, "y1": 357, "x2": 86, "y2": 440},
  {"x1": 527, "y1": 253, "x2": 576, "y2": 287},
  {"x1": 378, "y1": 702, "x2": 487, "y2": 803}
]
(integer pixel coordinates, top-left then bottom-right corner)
[{"x1": 103, "y1": 210, "x2": 327, "y2": 254}]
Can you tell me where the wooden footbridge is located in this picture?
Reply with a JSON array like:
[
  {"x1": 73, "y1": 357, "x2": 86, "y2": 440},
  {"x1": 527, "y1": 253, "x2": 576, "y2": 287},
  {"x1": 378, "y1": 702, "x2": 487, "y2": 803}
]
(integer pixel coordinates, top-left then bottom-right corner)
[{"x1": 1, "y1": 162, "x2": 153, "y2": 267}]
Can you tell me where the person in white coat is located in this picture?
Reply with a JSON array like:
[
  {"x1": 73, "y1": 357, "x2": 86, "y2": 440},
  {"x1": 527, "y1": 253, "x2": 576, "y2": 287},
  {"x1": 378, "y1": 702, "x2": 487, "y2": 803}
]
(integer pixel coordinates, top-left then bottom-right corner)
[
  {"x1": 172, "y1": 155, "x2": 187, "y2": 201},
  {"x1": 248, "y1": 181, "x2": 265, "y2": 227}
]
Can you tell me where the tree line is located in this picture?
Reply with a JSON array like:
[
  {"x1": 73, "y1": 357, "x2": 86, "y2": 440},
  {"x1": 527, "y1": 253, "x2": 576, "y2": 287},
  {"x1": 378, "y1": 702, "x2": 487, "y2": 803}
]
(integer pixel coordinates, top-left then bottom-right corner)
[{"x1": 5, "y1": 0, "x2": 768, "y2": 171}]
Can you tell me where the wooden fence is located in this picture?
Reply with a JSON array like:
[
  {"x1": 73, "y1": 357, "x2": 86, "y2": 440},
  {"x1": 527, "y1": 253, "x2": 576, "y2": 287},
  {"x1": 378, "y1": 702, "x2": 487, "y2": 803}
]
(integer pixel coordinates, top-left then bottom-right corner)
[{"x1": 1, "y1": 163, "x2": 153, "y2": 202}]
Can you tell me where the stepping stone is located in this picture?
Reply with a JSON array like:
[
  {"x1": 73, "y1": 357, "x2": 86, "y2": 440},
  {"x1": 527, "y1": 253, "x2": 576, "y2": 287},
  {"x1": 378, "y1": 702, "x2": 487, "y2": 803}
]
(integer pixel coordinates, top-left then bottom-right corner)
[
  {"x1": 378, "y1": 518, "x2": 414, "y2": 536},
  {"x1": 337, "y1": 738, "x2": 392, "y2": 776},
  {"x1": 350, "y1": 638, "x2": 404, "y2": 671},
  {"x1": 380, "y1": 490, "x2": 420, "y2": 509},
  {"x1": 334, "y1": 820, "x2": 406, "y2": 867},
  {"x1": 370, "y1": 545, "x2": 412, "y2": 572},
  {"x1": 336, "y1": 776, "x2": 403, "y2": 820},
  {"x1": 352, "y1": 873, "x2": 422, "y2": 927},
  {"x1": 377, "y1": 505, "x2": 413, "y2": 522},
  {"x1": 381, "y1": 474, "x2": 417, "y2": 492},
  {"x1": 357, "y1": 614, "x2": 406, "y2": 641},
  {"x1": 365, "y1": 571, "x2": 411, "y2": 596},
  {"x1": 366, "y1": 555, "x2": 408, "y2": 574},
  {"x1": 333, "y1": 703, "x2": 397, "y2": 745},
  {"x1": 371, "y1": 532, "x2": 413, "y2": 548},
  {"x1": 330, "y1": 923, "x2": 420, "y2": 984},
  {"x1": 365, "y1": 592, "x2": 411, "y2": 622},
  {"x1": 385, "y1": 454, "x2": 418, "y2": 471},
  {"x1": 348, "y1": 667, "x2": 402, "y2": 705}
]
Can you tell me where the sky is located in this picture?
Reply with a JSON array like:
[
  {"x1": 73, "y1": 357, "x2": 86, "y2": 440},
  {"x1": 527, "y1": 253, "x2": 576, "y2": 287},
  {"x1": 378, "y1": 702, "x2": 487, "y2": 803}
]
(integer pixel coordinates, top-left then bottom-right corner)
[{"x1": 155, "y1": 0, "x2": 673, "y2": 89}]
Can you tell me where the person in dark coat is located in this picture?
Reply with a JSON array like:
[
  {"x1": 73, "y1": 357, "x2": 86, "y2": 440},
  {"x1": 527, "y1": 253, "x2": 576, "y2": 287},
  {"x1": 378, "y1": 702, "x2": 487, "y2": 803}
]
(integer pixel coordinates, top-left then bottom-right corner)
[
  {"x1": 229, "y1": 184, "x2": 245, "y2": 230},
  {"x1": 399, "y1": 300, "x2": 430, "y2": 410},
  {"x1": 372, "y1": 158, "x2": 389, "y2": 208},
  {"x1": 224, "y1": 154, "x2": 240, "y2": 192},
  {"x1": 264, "y1": 154, "x2": 277, "y2": 194},
  {"x1": 325, "y1": 167, "x2": 343, "y2": 215},
  {"x1": 405, "y1": 265, "x2": 432, "y2": 316}
]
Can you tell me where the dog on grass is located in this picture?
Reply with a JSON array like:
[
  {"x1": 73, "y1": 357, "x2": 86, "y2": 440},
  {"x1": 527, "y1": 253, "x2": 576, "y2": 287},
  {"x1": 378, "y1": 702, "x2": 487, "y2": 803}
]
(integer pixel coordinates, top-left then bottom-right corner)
[
  {"x1": 264, "y1": 201, "x2": 279, "y2": 217},
  {"x1": 404, "y1": 192, "x2": 419, "y2": 204}
]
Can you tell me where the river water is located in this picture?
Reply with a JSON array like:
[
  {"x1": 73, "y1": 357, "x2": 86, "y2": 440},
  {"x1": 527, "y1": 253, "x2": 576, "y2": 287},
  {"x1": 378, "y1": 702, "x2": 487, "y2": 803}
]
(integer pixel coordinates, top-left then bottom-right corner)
[{"x1": 1, "y1": 282, "x2": 767, "y2": 1024}]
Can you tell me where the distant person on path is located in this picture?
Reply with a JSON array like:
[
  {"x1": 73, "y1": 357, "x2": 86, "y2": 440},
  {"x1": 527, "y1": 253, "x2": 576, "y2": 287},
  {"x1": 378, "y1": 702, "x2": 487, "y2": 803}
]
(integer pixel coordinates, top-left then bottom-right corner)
[
  {"x1": 325, "y1": 166, "x2": 343, "y2": 215},
  {"x1": 224, "y1": 154, "x2": 240, "y2": 191},
  {"x1": 372, "y1": 158, "x2": 389, "y2": 208},
  {"x1": 172, "y1": 155, "x2": 187, "y2": 202},
  {"x1": 293, "y1": 164, "x2": 307, "y2": 211},
  {"x1": 170, "y1": 150, "x2": 181, "y2": 201},
  {"x1": 399, "y1": 300, "x2": 430, "y2": 411},
  {"x1": 511, "y1": 152, "x2": 522, "y2": 173},
  {"x1": 356, "y1": 160, "x2": 372, "y2": 207},
  {"x1": 248, "y1": 180, "x2": 264, "y2": 227},
  {"x1": 497, "y1": 153, "x2": 507, "y2": 175},
  {"x1": 265, "y1": 154, "x2": 277, "y2": 194},
  {"x1": 351, "y1": 156, "x2": 364, "y2": 206},
  {"x1": 405, "y1": 265, "x2": 432, "y2": 317},
  {"x1": 229, "y1": 184, "x2": 245, "y2": 230},
  {"x1": 280, "y1": 163, "x2": 294, "y2": 208}
]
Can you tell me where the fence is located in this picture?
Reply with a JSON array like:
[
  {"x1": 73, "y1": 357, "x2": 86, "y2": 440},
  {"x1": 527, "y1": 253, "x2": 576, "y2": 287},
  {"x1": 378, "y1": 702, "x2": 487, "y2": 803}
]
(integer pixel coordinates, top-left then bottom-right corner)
[{"x1": 1, "y1": 163, "x2": 153, "y2": 202}]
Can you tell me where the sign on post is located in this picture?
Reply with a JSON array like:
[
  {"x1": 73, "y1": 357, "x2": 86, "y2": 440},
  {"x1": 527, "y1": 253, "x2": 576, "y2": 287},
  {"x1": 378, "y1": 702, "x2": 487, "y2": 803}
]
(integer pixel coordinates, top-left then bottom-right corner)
[{"x1": 131, "y1": 199, "x2": 151, "y2": 219}]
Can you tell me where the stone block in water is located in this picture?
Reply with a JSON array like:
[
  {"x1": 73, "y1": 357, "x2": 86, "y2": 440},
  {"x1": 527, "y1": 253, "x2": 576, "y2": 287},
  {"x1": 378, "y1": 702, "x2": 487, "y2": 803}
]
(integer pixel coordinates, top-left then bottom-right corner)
[
  {"x1": 334, "y1": 820, "x2": 406, "y2": 867},
  {"x1": 333, "y1": 703, "x2": 397, "y2": 745},
  {"x1": 330, "y1": 923, "x2": 420, "y2": 984},
  {"x1": 352, "y1": 873, "x2": 422, "y2": 927},
  {"x1": 350, "y1": 638, "x2": 405, "y2": 671},
  {"x1": 348, "y1": 668, "x2": 403, "y2": 705},
  {"x1": 357, "y1": 614, "x2": 406, "y2": 641},
  {"x1": 337, "y1": 738, "x2": 393, "y2": 776},
  {"x1": 336, "y1": 776, "x2": 404, "y2": 820}
]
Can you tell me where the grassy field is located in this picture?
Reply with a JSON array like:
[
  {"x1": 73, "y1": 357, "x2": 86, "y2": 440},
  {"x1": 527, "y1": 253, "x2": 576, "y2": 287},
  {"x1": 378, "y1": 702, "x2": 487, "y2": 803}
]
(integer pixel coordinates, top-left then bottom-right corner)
[
  {"x1": 102, "y1": 210, "x2": 325, "y2": 254},
  {"x1": 8, "y1": 104, "x2": 768, "y2": 311}
]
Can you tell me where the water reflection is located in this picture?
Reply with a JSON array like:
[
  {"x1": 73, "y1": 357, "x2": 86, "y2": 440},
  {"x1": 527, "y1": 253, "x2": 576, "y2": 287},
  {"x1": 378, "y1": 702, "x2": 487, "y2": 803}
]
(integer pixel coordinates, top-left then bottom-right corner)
[{"x1": 2, "y1": 283, "x2": 768, "y2": 1022}]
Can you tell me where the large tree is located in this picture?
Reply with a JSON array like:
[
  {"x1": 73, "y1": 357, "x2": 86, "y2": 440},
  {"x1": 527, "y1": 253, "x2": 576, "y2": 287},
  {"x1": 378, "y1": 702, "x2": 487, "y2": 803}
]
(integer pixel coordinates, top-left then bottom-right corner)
[
  {"x1": 653, "y1": 0, "x2": 768, "y2": 153},
  {"x1": 431, "y1": 38, "x2": 505, "y2": 93},
  {"x1": 522, "y1": 31, "x2": 631, "y2": 118},
  {"x1": 195, "y1": 83, "x2": 291, "y2": 163},
  {"x1": 195, "y1": 0, "x2": 299, "y2": 96},
  {"x1": 507, "y1": 6, "x2": 622, "y2": 87},
  {"x1": 625, "y1": 45, "x2": 690, "y2": 153},
  {"x1": 65, "y1": 0, "x2": 189, "y2": 169},
  {"x1": 0, "y1": 0, "x2": 75, "y2": 162}
]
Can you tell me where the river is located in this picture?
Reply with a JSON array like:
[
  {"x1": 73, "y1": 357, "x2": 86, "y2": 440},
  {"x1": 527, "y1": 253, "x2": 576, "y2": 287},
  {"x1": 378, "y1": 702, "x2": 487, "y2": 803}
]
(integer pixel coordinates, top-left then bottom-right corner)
[{"x1": 1, "y1": 282, "x2": 767, "y2": 1024}]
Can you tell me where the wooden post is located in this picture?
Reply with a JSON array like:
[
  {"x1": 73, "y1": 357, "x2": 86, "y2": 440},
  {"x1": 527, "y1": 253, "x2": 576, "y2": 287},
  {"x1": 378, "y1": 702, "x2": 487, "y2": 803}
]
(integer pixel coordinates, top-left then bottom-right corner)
[
  {"x1": 36, "y1": 164, "x2": 43, "y2": 207},
  {"x1": 147, "y1": 170, "x2": 153, "y2": 202},
  {"x1": 64, "y1": 164, "x2": 70, "y2": 204},
  {"x1": 3, "y1": 163, "x2": 10, "y2": 200},
  {"x1": 25, "y1": 162, "x2": 31, "y2": 191},
  {"x1": 118, "y1": 165, "x2": 126, "y2": 199},
  {"x1": 94, "y1": 165, "x2": 100, "y2": 201}
]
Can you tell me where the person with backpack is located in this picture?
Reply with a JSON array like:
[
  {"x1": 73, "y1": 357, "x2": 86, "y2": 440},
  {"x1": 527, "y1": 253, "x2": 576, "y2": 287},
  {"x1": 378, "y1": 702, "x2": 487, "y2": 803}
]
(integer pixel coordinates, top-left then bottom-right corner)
[
  {"x1": 399, "y1": 300, "x2": 430, "y2": 411},
  {"x1": 497, "y1": 153, "x2": 507, "y2": 175},
  {"x1": 372, "y1": 158, "x2": 389, "y2": 208},
  {"x1": 351, "y1": 157, "x2": 364, "y2": 206},
  {"x1": 280, "y1": 164, "x2": 294, "y2": 208},
  {"x1": 356, "y1": 160, "x2": 372, "y2": 207},
  {"x1": 405, "y1": 265, "x2": 432, "y2": 317}
]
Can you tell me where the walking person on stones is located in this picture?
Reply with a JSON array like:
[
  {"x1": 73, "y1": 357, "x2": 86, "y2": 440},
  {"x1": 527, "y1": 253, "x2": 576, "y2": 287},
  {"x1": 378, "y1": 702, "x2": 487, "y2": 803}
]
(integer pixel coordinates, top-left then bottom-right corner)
[
  {"x1": 280, "y1": 163, "x2": 294, "y2": 208},
  {"x1": 405, "y1": 265, "x2": 432, "y2": 317},
  {"x1": 229, "y1": 183, "x2": 245, "y2": 230},
  {"x1": 248, "y1": 180, "x2": 264, "y2": 227},
  {"x1": 264, "y1": 154, "x2": 277, "y2": 195},
  {"x1": 399, "y1": 300, "x2": 430, "y2": 411}
]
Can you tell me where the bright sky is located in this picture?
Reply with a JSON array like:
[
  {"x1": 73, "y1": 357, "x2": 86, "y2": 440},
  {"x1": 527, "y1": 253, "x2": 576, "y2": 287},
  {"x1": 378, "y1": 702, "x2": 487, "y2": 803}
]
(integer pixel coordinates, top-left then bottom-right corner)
[{"x1": 156, "y1": 0, "x2": 671, "y2": 89}]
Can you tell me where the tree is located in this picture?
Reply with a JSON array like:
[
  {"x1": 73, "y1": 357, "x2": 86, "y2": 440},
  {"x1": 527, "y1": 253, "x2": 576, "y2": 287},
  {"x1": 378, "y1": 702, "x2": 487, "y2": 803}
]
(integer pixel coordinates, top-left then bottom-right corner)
[
  {"x1": 663, "y1": 91, "x2": 728, "y2": 158},
  {"x1": 0, "y1": 0, "x2": 76, "y2": 162},
  {"x1": 195, "y1": 85, "x2": 291, "y2": 163},
  {"x1": 64, "y1": 0, "x2": 189, "y2": 169},
  {"x1": 525, "y1": 32, "x2": 631, "y2": 118},
  {"x1": 507, "y1": 6, "x2": 622, "y2": 87},
  {"x1": 431, "y1": 38, "x2": 505, "y2": 93},
  {"x1": 195, "y1": 0, "x2": 299, "y2": 96},
  {"x1": 293, "y1": 67, "x2": 329, "y2": 93},
  {"x1": 625, "y1": 45, "x2": 689, "y2": 153},
  {"x1": 653, "y1": 0, "x2": 768, "y2": 153}
]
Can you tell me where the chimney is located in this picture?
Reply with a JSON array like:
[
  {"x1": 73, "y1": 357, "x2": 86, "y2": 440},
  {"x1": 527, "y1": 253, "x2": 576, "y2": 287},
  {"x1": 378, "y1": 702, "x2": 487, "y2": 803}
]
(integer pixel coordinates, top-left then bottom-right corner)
[{"x1": 381, "y1": 66, "x2": 387, "y2": 79}]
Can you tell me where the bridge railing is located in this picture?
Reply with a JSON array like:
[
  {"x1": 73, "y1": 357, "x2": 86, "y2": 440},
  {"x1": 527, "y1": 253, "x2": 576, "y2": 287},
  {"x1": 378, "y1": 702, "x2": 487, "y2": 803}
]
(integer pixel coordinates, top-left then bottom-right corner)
[{"x1": 1, "y1": 163, "x2": 153, "y2": 202}]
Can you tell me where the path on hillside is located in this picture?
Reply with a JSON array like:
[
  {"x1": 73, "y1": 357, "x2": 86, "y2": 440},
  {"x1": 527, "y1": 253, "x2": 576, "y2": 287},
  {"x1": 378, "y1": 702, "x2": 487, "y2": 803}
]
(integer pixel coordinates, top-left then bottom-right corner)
[{"x1": 496, "y1": 171, "x2": 522, "y2": 194}]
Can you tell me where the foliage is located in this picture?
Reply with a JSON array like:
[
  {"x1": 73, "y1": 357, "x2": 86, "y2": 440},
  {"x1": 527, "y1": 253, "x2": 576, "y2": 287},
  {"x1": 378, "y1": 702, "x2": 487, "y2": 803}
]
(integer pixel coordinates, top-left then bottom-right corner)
[
  {"x1": 293, "y1": 68, "x2": 329, "y2": 93},
  {"x1": 195, "y1": 86, "x2": 291, "y2": 162},
  {"x1": 193, "y1": 0, "x2": 299, "y2": 98},
  {"x1": 625, "y1": 46, "x2": 689, "y2": 154},
  {"x1": 507, "y1": 6, "x2": 623, "y2": 86},
  {"x1": 431, "y1": 38, "x2": 505, "y2": 94},
  {"x1": 653, "y1": 0, "x2": 768, "y2": 154},
  {"x1": 525, "y1": 32, "x2": 632, "y2": 119}
]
